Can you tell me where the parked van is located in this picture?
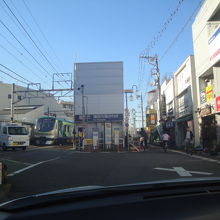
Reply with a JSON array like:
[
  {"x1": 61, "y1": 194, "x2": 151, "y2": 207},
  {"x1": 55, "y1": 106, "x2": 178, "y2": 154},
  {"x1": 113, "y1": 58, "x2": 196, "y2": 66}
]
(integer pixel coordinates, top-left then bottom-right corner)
[{"x1": 0, "y1": 123, "x2": 30, "y2": 151}]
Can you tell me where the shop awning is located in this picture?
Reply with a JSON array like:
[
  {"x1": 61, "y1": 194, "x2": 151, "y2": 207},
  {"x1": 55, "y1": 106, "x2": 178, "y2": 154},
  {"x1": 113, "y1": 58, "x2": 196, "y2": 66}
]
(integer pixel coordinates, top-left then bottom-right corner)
[{"x1": 175, "y1": 114, "x2": 193, "y2": 123}]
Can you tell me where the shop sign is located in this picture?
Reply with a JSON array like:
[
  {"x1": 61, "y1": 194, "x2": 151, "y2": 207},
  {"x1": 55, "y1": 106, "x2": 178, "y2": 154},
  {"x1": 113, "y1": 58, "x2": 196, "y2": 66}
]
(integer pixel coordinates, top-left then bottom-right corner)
[
  {"x1": 150, "y1": 114, "x2": 156, "y2": 125},
  {"x1": 176, "y1": 63, "x2": 191, "y2": 95},
  {"x1": 200, "y1": 107, "x2": 211, "y2": 117},
  {"x1": 105, "y1": 123, "x2": 112, "y2": 145},
  {"x1": 114, "y1": 128, "x2": 120, "y2": 145},
  {"x1": 166, "y1": 121, "x2": 174, "y2": 128},
  {"x1": 92, "y1": 129, "x2": 99, "y2": 147},
  {"x1": 200, "y1": 90, "x2": 206, "y2": 104},
  {"x1": 75, "y1": 114, "x2": 123, "y2": 122},
  {"x1": 206, "y1": 85, "x2": 214, "y2": 102},
  {"x1": 216, "y1": 96, "x2": 220, "y2": 112},
  {"x1": 208, "y1": 26, "x2": 220, "y2": 65}
]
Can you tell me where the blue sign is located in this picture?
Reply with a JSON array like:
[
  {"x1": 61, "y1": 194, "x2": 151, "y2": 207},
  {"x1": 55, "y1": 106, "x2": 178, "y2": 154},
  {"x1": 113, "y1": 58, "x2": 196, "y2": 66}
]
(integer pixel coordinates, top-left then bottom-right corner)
[{"x1": 75, "y1": 114, "x2": 123, "y2": 122}]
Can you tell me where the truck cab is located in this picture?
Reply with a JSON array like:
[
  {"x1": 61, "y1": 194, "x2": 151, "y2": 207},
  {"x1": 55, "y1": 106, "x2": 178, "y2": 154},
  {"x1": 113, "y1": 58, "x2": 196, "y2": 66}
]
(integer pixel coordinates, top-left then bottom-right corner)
[{"x1": 0, "y1": 123, "x2": 30, "y2": 151}]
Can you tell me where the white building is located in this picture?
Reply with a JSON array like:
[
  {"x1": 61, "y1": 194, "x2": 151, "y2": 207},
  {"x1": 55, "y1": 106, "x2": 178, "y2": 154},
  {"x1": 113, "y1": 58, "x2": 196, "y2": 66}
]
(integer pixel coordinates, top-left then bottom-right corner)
[
  {"x1": 0, "y1": 82, "x2": 73, "y2": 124},
  {"x1": 173, "y1": 55, "x2": 198, "y2": 148},
  {"x1": 74, "y1": 62, "x2": 124, "y2": 148},
  {"x1": 160, "y1": 77, "x2": 176, "y2": 144},
  {"x1": 192, "y1": 0, "x2": 220, "y2": 149}
]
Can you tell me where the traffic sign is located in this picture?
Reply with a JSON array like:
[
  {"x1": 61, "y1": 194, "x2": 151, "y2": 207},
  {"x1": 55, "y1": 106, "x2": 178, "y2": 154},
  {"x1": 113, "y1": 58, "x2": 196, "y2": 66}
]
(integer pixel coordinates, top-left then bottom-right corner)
[{"x1": 125, "y1": 123, "x2": 129, "y2": 127}]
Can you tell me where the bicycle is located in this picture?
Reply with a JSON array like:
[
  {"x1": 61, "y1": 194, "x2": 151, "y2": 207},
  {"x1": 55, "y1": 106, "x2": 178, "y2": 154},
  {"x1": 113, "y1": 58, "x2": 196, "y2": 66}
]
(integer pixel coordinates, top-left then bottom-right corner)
[
  {"x1": 185, "y1": 139, "x2": 193, "y2": 155},
  {"x1": 163, "y1": 141, "x2": 168, "y2": 153}
]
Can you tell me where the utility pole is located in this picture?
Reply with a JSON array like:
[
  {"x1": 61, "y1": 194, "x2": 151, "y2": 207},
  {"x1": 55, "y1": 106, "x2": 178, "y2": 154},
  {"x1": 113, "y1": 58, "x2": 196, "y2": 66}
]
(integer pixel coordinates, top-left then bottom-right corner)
[
  {"x1": 124, "y1": 89, "x2": 133, "y2": 151},
  {"x1": 140, "y1": 93, "x2": 144, "y2": 128},
  {"x1": 80, "y1": 85, "x2": 86, "y2": 138},
  {"x1": 10, "y1": 83, "x2": 15, "y2": 122},
  {"x1": 125, "y1": 92, "x2": 129, "y2": 151},
  {"x1": 139, "y1": 55, "x2": 162, "y2": 123}
]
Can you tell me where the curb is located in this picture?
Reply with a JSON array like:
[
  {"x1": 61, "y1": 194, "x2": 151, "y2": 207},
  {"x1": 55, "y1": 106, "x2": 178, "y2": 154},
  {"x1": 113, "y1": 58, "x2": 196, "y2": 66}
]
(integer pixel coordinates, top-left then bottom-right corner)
[{"x1": 170, "y1": 149, "x2": 220, "y2": 164}]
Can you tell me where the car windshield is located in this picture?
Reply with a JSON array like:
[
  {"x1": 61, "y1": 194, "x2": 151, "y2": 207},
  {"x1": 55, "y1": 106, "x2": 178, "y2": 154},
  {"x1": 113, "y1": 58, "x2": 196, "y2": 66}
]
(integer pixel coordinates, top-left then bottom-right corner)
[
  {"x1": 0, "y1": 0, "x2": 220, "y2": 209},
  {"x1": 37, "y1": 118, "x2": 55, "y2": 132},
  {"x1": 8, "y1": 127, "x2": 28, "y2": 135}
]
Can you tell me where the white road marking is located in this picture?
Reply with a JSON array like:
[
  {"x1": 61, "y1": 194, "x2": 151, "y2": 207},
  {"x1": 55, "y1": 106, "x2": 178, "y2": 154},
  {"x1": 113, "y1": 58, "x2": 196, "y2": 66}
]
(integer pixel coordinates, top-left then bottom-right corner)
[
  {"x1": 154, "y1": 167, "x2": 213, "y2": 177},
  {"x1": 0, "y1": 158, "x2": 31, "y2": 165},
  {"x1": 173, "y1": 167, "x2": 192, "y2": 177},
  {"x1": 7, "y1": 157, "x2": 60, "y2": 177}
]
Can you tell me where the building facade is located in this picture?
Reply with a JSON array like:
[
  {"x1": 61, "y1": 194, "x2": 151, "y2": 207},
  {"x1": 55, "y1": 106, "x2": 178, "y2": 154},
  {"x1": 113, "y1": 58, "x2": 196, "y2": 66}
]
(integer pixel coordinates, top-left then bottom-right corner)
[
  {"x1": 174, "y1": 55, "x2": 198, "y2": 148},
  {"x1": 161, "y1": 77, "x2": 176, "y2": 145},
  {"x1": 0, "y1": 82, "x2": 73, "y2": 124},
  {"x1": 74, "y1": 62, "x2": 124, "y2": 149},
  {"x1": 192, "y1": 0, "x2": 220, "y2": 150}
]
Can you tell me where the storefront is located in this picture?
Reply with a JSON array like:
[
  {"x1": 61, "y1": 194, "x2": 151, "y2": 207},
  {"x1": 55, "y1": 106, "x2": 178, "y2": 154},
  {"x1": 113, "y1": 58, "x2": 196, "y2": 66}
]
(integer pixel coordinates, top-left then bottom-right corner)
[
  {"x1": 175, "y1": 114, "x2": 193, "y2": 149},
  {"x1": 199, "y1": 105, "x2": 217, "y2": 151},
  {"x1": 163, "y1": 118, "x2": 175, "y2": 147}
]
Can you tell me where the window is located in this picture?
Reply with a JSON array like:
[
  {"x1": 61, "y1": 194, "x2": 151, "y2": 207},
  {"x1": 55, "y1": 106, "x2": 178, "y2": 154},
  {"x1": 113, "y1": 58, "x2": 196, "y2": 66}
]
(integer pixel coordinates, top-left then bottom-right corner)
[{"x1": 8, "y1": 127, "x2": 28, "y2": 135}]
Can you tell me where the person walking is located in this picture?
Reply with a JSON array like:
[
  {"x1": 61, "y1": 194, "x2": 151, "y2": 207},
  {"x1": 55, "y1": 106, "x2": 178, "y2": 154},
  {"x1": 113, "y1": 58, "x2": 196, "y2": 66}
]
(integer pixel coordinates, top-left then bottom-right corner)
[
  {"x1": 185, "y1": 127, "x2": 194, "y2": 155},
  {"x1": 140, "y1": 128, "x2": 147, "y2": 151}
]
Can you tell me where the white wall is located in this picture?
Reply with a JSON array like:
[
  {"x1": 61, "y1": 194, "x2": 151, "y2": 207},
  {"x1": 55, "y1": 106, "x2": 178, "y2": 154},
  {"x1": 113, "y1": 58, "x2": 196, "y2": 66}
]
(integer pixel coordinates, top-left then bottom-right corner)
[
  {"x1": 192, "y1": 0, "x2": 220, "y2": 77},
  {"x1": 0, "y1": 82, "x2": 70, "y2": 120},
  {"x1": 74, "y1": 62, "x2": 124, "y2": 115}
]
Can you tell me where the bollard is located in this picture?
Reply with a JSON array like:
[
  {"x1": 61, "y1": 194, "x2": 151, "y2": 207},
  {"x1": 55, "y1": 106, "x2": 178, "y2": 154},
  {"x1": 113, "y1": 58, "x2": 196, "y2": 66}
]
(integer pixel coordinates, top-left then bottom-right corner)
[{"x1": 0, "y1": 162, "x2": 7, "y2": 185}]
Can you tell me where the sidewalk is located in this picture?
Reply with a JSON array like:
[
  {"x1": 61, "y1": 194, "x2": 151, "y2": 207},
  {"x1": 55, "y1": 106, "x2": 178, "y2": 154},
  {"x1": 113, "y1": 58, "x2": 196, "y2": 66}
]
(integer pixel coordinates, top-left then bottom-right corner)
[{"x1": 150, "y1": 144, "x2": 220, "y2": 163}]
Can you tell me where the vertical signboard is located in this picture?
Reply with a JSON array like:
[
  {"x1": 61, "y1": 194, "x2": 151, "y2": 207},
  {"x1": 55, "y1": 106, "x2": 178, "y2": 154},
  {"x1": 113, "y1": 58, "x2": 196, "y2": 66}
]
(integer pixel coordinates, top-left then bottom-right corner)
[
  {"x1": 150, "y1": 114, "x2": 156, "y2": 125},
  {"x1": 176, "y1": 63, "x2": 191, "y2": 95},
  {"x1": 206, "y1": 85, "x2": 214, "y2": 102},
  {"x1": 208, "y1": 26, "x2": 220, "y2": 65},
  {"x1": 216, "y1": 96, "x2": 220, "y2": 112},
  {"x1": 0, "y1": 162, "x2": 2, "y2": 185},
  {"x1": 105, "y1": 123, "x2": 112, "y2": 145},
  {"x1": 114, "y1": 128, "x2": 120, "y2": 145},
  {"x1": 92, "y1": 129, "x2": 99, "y2": 147}
]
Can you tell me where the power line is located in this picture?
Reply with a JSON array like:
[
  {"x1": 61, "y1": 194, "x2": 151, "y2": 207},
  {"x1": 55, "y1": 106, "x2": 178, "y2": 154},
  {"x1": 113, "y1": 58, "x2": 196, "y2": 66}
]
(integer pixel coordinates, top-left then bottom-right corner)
[
  {"x1": 20, "y1": 0, "x2": 71, "y2": 87},
  {"x1": 9, "y1": 0, "x2": 62, "y2": 72},
  {"x1": 0, "y1": 68, "x2": 27, "y2": 84},
  {"x1": 138, "y1": 0, "x2": 186, "y2": 93},
  {"x1": 140, "y1": 0, "x2": 185, "y2": 57},
  {"x1": 0, "y1": 32, "x2": 52, "y2": 86},
  {"x1": 22, "y1": 0, "x2": 66, "y2": 71},
  {"x1": 2, "y1": 0, "x2": 59, "y2": 75},
  {"x1": 159, "y1": 0, "x2": 204, "y2": 61},
  {"x1": 0, "y1": 18, "x2": 53, "y2": 79},
  {"x1": 0, "y1": 64, "x2": 32, "y2": 83}
]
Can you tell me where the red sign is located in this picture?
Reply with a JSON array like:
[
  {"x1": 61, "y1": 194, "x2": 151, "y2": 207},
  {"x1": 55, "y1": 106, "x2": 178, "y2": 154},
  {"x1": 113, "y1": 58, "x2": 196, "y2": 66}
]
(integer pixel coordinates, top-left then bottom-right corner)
[{"x1": 216, "y1": 96, "x2": 220, "y2": 112}]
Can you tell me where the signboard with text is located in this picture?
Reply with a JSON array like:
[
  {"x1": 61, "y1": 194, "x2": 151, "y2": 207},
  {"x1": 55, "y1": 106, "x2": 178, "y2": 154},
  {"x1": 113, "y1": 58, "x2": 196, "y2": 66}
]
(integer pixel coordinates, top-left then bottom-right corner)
[
  {"x1": 114, "y1": 128, "x2": 120, "y2": 145},
  {"x1": 216, "y1": 96, "x2": 220, "y2": 112},
  {"x1": 208, "y1": 26, "x2": 220, "y2": 65},
  {"x1": 105, "y1": 123, "x2": 112, "y2": 145},
  {"x1": 92, "y1": 129, "x2": 99, "y2": 147},
  {"x1": 75, "y1": 114, "x2": 123, "y2": 122},
  {"x1": 206, "y1": 85, "x2": 214, "y2": 102}
]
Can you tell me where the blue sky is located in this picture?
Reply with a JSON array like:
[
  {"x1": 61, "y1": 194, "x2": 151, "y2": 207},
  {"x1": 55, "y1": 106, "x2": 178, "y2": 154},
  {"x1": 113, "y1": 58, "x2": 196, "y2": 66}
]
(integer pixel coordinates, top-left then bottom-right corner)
[{"x1": 0, "y1": 0, "x2": 202, "y2": 124}]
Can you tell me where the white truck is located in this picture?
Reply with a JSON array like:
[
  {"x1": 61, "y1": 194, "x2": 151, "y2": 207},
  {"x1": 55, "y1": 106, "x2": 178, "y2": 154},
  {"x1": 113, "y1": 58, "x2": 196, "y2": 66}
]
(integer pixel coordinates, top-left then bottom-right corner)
[{"x1": 0, "y1": 123, "x2": 30, "y2": 151}]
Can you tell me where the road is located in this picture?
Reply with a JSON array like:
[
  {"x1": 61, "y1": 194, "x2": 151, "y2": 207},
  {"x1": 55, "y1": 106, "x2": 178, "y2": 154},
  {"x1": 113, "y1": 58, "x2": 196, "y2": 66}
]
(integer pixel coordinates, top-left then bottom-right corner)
[{"x1": 1, "y1": 145, "x2": 220, "y2": 202}]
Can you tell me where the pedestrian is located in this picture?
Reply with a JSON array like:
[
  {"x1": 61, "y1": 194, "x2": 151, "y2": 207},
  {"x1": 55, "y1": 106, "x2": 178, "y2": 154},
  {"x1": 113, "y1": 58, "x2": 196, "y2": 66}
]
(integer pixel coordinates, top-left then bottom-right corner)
[
  {"x1": 140, "y1": 136, "x2": 145, "y2": 151},
  {"x1": 144, "y1": 131, "x2": 148, "y2": 150},
  {"x1": 140, "y1": 128, "x2": 147, "y2": 151},
  {"x1": 185, "y1": 127, "x2": 194, "y2": 154}
]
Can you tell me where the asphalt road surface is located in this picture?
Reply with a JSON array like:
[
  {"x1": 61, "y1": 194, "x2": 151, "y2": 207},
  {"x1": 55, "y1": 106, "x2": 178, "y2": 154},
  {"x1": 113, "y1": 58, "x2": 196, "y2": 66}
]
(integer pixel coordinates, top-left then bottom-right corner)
[{"x1": 1, "y1": 145, "x2": 220, "y2": 202}]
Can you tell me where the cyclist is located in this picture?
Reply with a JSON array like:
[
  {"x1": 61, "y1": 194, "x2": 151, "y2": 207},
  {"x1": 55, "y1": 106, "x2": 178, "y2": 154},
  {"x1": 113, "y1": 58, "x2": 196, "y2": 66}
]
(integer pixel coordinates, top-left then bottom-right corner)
[{"x1": 162, "y1": 132, "x2": 170, "y2": 151}]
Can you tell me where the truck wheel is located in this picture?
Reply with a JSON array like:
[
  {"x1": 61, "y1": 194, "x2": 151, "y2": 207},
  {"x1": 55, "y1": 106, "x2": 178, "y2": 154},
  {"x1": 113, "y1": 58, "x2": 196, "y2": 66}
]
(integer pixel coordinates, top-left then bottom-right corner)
[{"x1": 22, "y1": 146, "x2": 27, "y2": 151}]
